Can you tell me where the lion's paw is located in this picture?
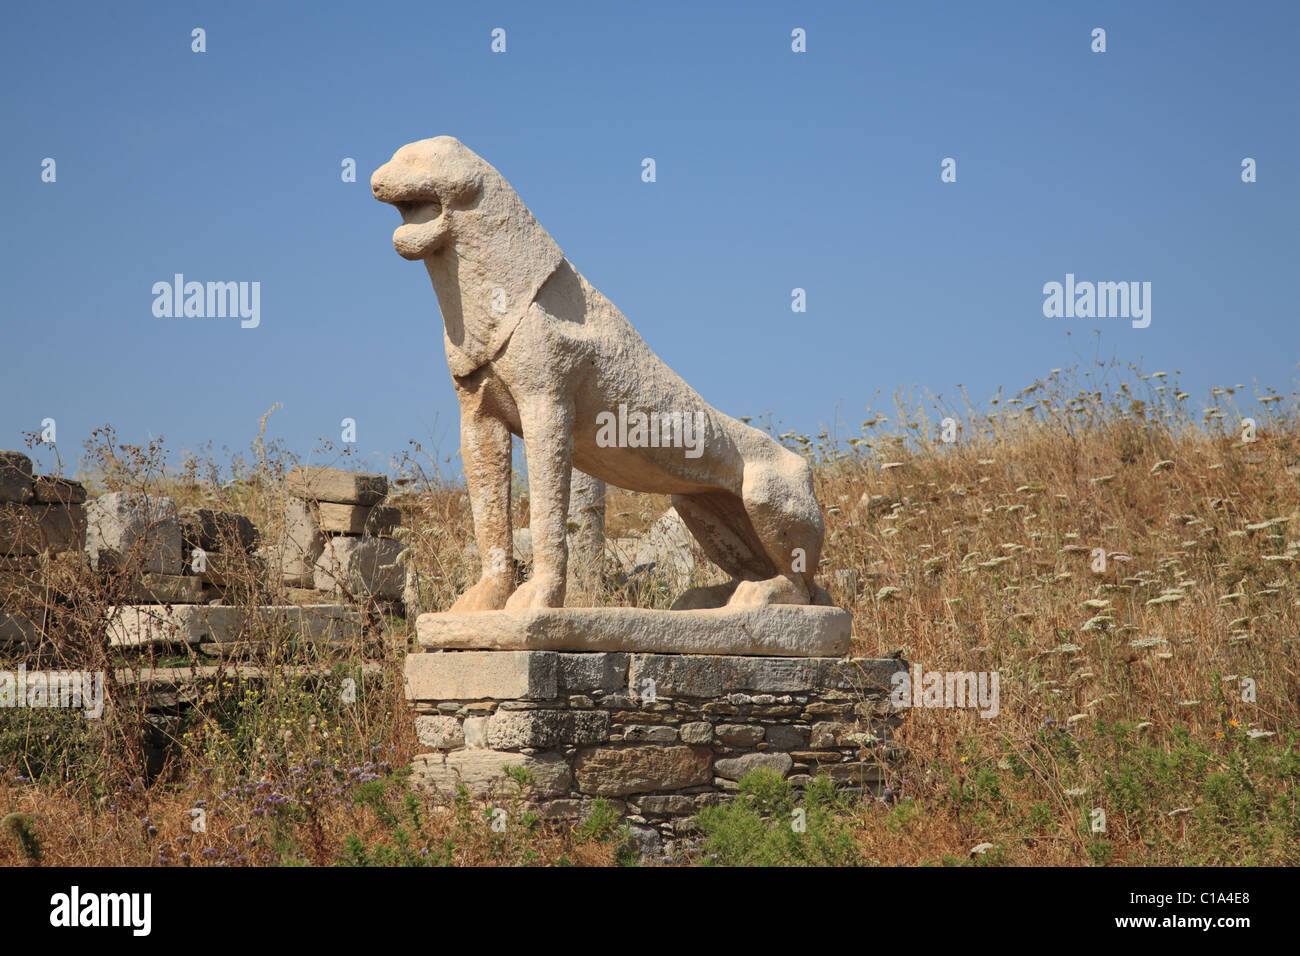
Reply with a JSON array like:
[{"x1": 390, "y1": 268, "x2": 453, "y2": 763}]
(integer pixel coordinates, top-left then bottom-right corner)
[
  {"x1": 726, "y1": 575, "x2": 810, "y2": 607},
  {"x1": 504, "y1": 574, "x2": 565, "y2": 611},
  {"x1": 450, "y1": 575, "x2": 514, "y2": 613}
]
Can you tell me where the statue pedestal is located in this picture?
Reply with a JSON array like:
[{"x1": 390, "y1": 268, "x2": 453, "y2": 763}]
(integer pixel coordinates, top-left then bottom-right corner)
[{"x1": 404, "y1": 608, "x2": 908, "y2": 855}]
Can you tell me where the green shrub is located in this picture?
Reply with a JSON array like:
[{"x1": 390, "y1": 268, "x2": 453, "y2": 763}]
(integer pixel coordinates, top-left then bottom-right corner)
[{"x1": 696, "y1": 770, "x2": 863, "y2": 866}]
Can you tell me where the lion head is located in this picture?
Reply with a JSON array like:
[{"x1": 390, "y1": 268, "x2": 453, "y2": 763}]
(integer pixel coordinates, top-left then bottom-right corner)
[{"x1": 372, "y1": 137, "x2": 564, "y2": 377}]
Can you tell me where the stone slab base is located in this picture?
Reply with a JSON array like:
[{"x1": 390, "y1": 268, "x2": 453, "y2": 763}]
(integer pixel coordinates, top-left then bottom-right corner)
[
  {"x1": 404, "y1": 647, "x2": 907, "y2": 853},
  {"x1": 105, "y1": 604, "x2": 363, "y2": 647},
  {"x1": 416, "y1": 605, "x2": 851, "y2": 658}
]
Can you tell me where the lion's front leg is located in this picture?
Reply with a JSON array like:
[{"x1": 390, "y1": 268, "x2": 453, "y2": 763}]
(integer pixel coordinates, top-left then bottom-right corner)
[
  {"x1": 505, "y1": 396, "x2": 573, "y2": 610},
  {"x1": 451, "y1": 384, "x2": 515, "y2": 612}
]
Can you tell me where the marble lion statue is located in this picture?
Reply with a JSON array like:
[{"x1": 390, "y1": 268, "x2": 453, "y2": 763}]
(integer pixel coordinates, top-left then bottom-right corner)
[{"x1": 372, "y1": 137, "x2": 831, "y2": 611}]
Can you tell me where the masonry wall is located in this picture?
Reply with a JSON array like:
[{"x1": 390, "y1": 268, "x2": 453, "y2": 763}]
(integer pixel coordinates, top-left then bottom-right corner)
[{"x1": 405, "y1": 649, "x2": 907, "y2": 847}]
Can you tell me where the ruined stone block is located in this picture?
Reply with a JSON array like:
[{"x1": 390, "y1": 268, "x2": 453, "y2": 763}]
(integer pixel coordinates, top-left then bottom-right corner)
[
  {"x1": 286, "y1": 467, "x2": 387, "y2": 505},
  {"x1": 278, "y1": 497, "x2": 324, "y2": 584},
  {"x1": 33, "y1": 477, "x2": 87, "y2": 505},
  {"x1": 0, "y1": 503, "x2": 85, "y2": 555},
  {"x1": 0, "y1": 452, "x2": 33, "y2": 504},
  {"x1": 129, "y1": 573, "x2": 204, "y2": 604},
  {"x1": 313, "y1": 535, "x2": 403, "y2": 599},
  {"x1": 85, "y1": 492, "x2": 181, "y2": 574},
  {"x1": 314, "y1": 502, "x2": 400, "y2": 536},
  {"x1": 180, "y1": 507, "x2": 258, "y2": 554}
]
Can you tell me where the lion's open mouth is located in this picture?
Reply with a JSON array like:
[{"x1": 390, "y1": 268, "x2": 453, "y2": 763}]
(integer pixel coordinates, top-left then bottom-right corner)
[
  {"x1": 387, "y1": 195, "x2": 447, "y2": 259},
  {"x1": 393, "y1": 198, "x2": 440, "y2": 222}
]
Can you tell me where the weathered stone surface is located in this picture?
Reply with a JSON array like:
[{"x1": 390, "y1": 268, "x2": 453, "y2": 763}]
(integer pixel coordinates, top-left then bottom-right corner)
[
  {"x1": 0, "y1": 504, "x2": 86, "y2": 555},
  {"x1": 314, "y1": 535, "x2": 403, "y2": 599},
  {"x1": 372, "y1": 138, "x2": 833, "y2": 617},
  {"x1": 789, "y1": 750, "x2": 844, "y2": 763},
  {"x1": 485, "y1": 709, "x2": 609, "y2": 749},
  {"x1": 0, "y1": 452, "x2": 34, "y2": 504},
  {"x1": 314, "y1": 502, "x2": 400, "y2": 536},
  {"x1": 414, "y1": 715, "x2": 465, "y2": 749},
  {"x1": 463, "y1": 715, "x2": 490, "y2": 748},
  {"x1": 86, "y1": 493, "x2": 181, "y2": 574},
  {"x1": 716, "y1": 724, "x2": 766, "y2": 747},
  {"x1": 106, "y1": 605, "x2": 238, "y2": 646},
  {"x1": 636, "y1": 794, "x2": 696, "y2": 816},
  {"x1": 680, "y1": 721, "x2": 714, "y2": 745},
  {"x1": 621, "y1": 724, "x2": 678, "y2": 744},
  {"x1": 573, "y1": 745, "x2": 712, "y2": 796},
  {"x1": 626, "y1": 823, "x2": 662, "y2": 857},
  {"x1": 398, "y1": 647, "x2": 907, "y2": 825},
  {"x1": 417, "y1": 605, "x2": 850, "y2": 657},
  {"x1": 765, "y1": 725, "x2": 809, "y2": 749},
  {"x1": 803, "y1": 701, "x2": 854, "y2": 717},
  {"x1": 713, "y1": 752, "x2": 794, "y2": 781},
  {"x1": 537, "y1": 797, "x2": 628, "y2": 821},
  {"x1": 628, "y1": 654, "x2": 896, "y2": 697},
  {"x1": 279, "y1": 497, "x2": 324, "y2": 583},
  {"x1": 556, "y1": 652, "x2": 628, "y2": 693},
  {"x1": 410, "y1": 750, "x2": 571, "y2": 795},
  {"x1": 810, "y1": 721, "x2": 857, "y2": 749},
  {"x1": 130, "y1": 573, "x2": 204, "y2": 604},
  {"x1": 280, "y1": 585, "x2": 338, "y2": 605},
  {"x1": 287, "y1": 467, "x2": 387, "y2": 506},
  {"x1": 0, "y1": 612, "x2": 38, "y2": 643},
  {"x1": 0, "y1": 551, "x2": 86, "y2": 604},
  {"x1": 33, "y1": 477, "x2": 87, "y2": 505},
  {"x1": 195, "y1": 551, "x2": 264, "y2": 588},
  {"x1": 404, "y1": 651, "x2": 557, "y2": 701},
  {"x1": 106, "y1": 604, "x2": 362, "y2": 646},
  {"x1": 180, "y1": 507, "x2": 257, "y2": 553}
]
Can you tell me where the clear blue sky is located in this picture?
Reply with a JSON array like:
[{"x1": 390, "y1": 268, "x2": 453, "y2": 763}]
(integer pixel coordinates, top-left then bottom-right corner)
[{"x1": 3, "y1": 0, "x2": 1296, "y2": 479}]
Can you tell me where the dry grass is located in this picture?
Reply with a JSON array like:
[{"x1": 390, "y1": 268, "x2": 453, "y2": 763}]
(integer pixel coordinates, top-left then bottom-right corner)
[
  {"x1": 804, "y1": 360, "x2": 1299, "y2": 865},
  {"x1": 2, "y1": 356, "x2": 1297, "y2": 866}
]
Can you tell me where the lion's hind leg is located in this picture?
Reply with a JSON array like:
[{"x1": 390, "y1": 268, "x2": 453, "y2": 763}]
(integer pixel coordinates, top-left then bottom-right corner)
[
  {"x1": 667, "y1": 491, "x2": 773, "y2": 609},
  {"x1": 725, "y1": 452, "x2": 825, "y2": 607}
]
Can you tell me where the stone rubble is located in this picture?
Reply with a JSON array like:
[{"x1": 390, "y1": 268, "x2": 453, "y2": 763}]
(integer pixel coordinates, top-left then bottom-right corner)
[
  {"x1": 0, "y1": 453, "x2": 391, "y2": 650},
  {"x1": 276, "y1": 466, "x2": 404, "y2": 601},
  {"x1": 0, "y1": 451, "x2": 87, "y2": 643}
]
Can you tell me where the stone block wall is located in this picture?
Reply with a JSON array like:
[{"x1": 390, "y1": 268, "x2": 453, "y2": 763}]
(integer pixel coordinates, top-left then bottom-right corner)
[
  {"x1": 1, "y1": 451, "x2": 88, "y2": 643},
  {"x1": 404, "y1": 648, "x2": 907, "y2": 849},
  {"x1": 0, "y1": 453, "x2": 387, "y2": 649},
  {"x1": 277, "y1": 466, "x2": 403, "y2": 602}
]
